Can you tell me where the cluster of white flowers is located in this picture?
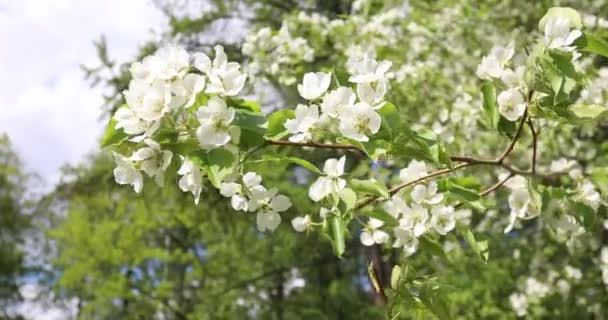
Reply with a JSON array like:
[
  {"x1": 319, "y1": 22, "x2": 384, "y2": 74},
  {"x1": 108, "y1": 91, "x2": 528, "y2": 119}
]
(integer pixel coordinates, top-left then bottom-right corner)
[
  {"x1": 112, "y1": 139, "x2": 173, "y2": 193},
  {"x1": 220, "y1": 172, "x2": 292, "y2": 232},
  {"x1": 242, "y1": 25, "x2": 314, "y2": 85},
  {"x1": 476, "y1": 42, "x2": 528, "y2": 122},
  {"x1": 285, "y1": 59, "x2": 390, "y2": 143},
  {"x1": 356, "y1": 160, "x2": 459, "y2": 255},
  {"x1": 112, "y1": 44, "x2": 278, "y2": 217},
  {"x1": 510, "y1": 265, "x2": 582, "y2": 317},
  {"x1": 578, "y1": 67, "x2": 608, "y2": 105}
]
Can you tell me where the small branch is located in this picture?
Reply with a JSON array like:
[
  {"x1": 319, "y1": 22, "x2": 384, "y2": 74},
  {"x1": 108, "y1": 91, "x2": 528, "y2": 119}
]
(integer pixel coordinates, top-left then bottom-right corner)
[
  {"x1": 497, "y1": 109, "x2": 528, "y2": 163},
  {"x1": 355, "y1": 163, "x2": 472, "y2": 210},
  {"x1": 479, "y1": 173, "x2": 514, "y2": 197},
  {"x1": 266, "y1": 139, "x2": 363, "y2": 152},
  {"x1": 528, "y1": 119, "x2": 537, "y2": 174}
]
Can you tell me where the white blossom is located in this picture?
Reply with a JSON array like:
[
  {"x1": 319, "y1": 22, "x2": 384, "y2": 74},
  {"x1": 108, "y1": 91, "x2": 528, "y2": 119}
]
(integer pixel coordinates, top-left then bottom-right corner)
[
  {"x1": 321, "y1": 87, "x2": 356, "y2": 118},
  {"x1": 360, "y1": 218, "x2": 389, "y2": 246},
  {"x1": 309, "y1": 156, "x2": 347, "y2": 202},
  {"x1": 177, "y1": 158, "x2": 204, "y2": 204},
  {"x1": 297, "y1": 72, "x2": 331, "y2": 100},
  {"x1": 170, "y1": 73, "x2": 206, "y2": 108},
  {"x1": 124, "y1": 80, "x2": 172, "y2": 122},
  {"x1": 285, "y1": 104, "x2": 319, "y2": 142},
  {"x1": 193, "y1": 45, "x2": 247, "y2": 96},
  {"x1": 130, "y1": 139, "x2": 173, "y2": 186},
  {"x1": 550, "y1": 158, "x2": 577, "y2": 173},
  {"x1": 196, "y1": 97, "x2": 236, "y2": 150},
  {"x1": 411, "y1": 181, "x2": 443, "y2": 205},
  {"x1": 348, "y1": 57, "x2": 391, "y2": 84},
  {"x1": 257, "y1": 211, "x2": 282, "y2": 232},
  {"x1": 430, "y1": 205, "x2": 456, "y2": 235},
  {"x1": 544, "y1": 16, "x2": 582, "y2": 52},
  {"x1": 112, "y1": 152, "x2": 144, "y2": 193},
  {"x1": 399, "y1": 203, "x2": 429, "y2": 237},
  {"x1": 476, "y1": 42, "x2": 515, "y2": 80},
  {"x1": 509, "y1": 293, "x2": 528, "y2": 317},
  {"x1": 338, "y1": 102, "x2": 381, "y2": 141},
  {"x1": 577, "y1": 180, "x2": 601, "y2": 211},
  {"x1": 393, "y1": 227, "x2": 418, "y2": 256},
  {"x1": 114, "y1": 107, "x2": 154, "y2": 136},
  {"x1": 497, "y1": 88, "x2": 527, "y2": 121},
  {"x1": 399, "y1": 160, "x2": 427, "y2": 184},
  {"x1": 291, "y1": 215, "x2": 311, "y2": 232}
]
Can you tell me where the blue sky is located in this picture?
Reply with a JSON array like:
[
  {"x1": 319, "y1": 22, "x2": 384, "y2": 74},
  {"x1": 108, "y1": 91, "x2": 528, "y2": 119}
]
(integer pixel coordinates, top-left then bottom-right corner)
[
  {"x1": 0, "y1": 0, "x2": 166, "y2": 318},
  {"x1": 0, "y1": 0, "x2": 166, "y2": 190}
]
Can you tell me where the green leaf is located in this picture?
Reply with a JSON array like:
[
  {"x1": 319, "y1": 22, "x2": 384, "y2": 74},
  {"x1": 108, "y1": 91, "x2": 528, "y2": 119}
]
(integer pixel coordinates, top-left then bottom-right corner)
[
  {"x1": 227, "y1": 98, "x2": 262, "y2": 112},
  {"x1": 161, "y1": 139, "x2": 200, "y2": 155},
  {"x1": 419, "y1": 236, "x2": 449, "y2": 262},
  {"x1": 569, "y1": 201, "x2": 596, "y2": 230},
  {"x1": 205, "y1": 148, "x2": 235, "y2": 188},
  {"x1": 439, "y1": 178, "x2": 481, "y2": 202},
  {"x1": 577, "y1": 33, "x2": 608, "y2": 58},
  {"x1": 101, "y1": 116, "x2": 128, "y2": 147},
  {"x1": 349, "y1": 179, "x2": 389, "y2": 198},
  {"x1": 365, "y1": 208, "x2": 399, "y2": 226},
  {"x1": 463, "y1": 229, "x2": 489, "y2": 263},
  {"x1": 418, "y1": 283, "x2": 451, "y2": 320},
  {"x1": 234, "y1": 109, "x2": 267, "y2": 148},
  {"x1": 481, "y1": 82, "x2": 499, "y2": 129},
  {"x1": 376, "y1": 102, "x2": 401, "y2": 140},
  {"x1": 251, "y1": 154, "x2": 322, "y2": 174},
  {"x1": 569, "y1": 104, "x2": 606, "y2": 119},
  {"x1": 266, "y1": 109, "x2": 294, "y2": 139},
  {"x1": 338, "y1": 188, "x2": 357, "y2": 211},
  {"x1": 323, "y1": 213, "x2": 347, "y2": 258}
]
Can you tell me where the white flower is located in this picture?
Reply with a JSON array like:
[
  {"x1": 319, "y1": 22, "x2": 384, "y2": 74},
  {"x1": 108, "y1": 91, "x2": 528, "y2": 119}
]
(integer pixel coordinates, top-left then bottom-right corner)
[
  {"x1": 509, "y1": 293, "x2": 528, "y2": 317},
  {"x1": 112, "y1": 152, "x2": 144, "y2": 193},
  {"x1": 430, "y1": 205, "x2": 456, "y2": 235},
  {"x1": 399, "y1": 203, "x2": 429, "y2": 237},
  {"x1": 476, "y1": 42, "x2": 515, "y2": 80},
  {"x1": 550, "y1": 158, "x2": 577, "y2": 173},
  {"x1": 505, "y1": 187, "x2": 539, "y2": 233},
  {"x1": 194, "y1": 45, "x2": 247, "y2": 96},
  {"x1": 124, "y1": 80, "x2": 172, "y2": 122},
  {"x1": 360, "y1": 218, "x2": 389, "y2": 246},
  {"x1": 411, "y1": 181, "x2": 443, "y2": 205},
  {"x1": 297, "y1": 72, "x2": 331, "y2": 100},
  {"x1": 577, "y1": 180, "x2": 601, "y2": 211},
  {"x1": 348, "y1": 57, "x2": 392, "y2": 84},
  {"x1": 321, "y1": 87, "x2": 356, "y2": 118},
  {"x1": 601, "y1": 247, "x2": 608, "y2": 265},
  {"x1": 500, "y1": 66, "x2": 525, "y2": 88},
  {"x1": 338, "y1": 102, "x2": 381, "y2": 142},
  {"x1": 291, "y1": 215, "x2": 312, "y2": 232},
  {"x1": 357, "y1": 80, "x2": 388, "y2": 105},
  {"x1": 257, "y1": 211, "x2": 282, "y2": 232},
  {"x1": 196, "y1": 97, "x2": 236, "y2": 149},
  {"x1": 220, "y1": 182, "x2": 241, "y2": 197},
  {"x1": 248, "y1": 185, "x2": 292, "y2": 213},
  {"x1": 154, "y1": 45, "x2": 190, "y2": 80},
  {"x1": 170, "y1": 73, "x2": 206, "y2": 109},
  {"x1": 243, "y1": 172, "x2": 262, "y2": 189},
  {"x1": 544, "y1": 16, "x2": 582, "y2": 52},
  {"x1": 399, "y1": 160, "x2": 427, "y2": 184},
  {"x1": 130, "y1": 55, "x2": 165, "y2": 84},
  {"x1": 285, "y1": 104, "x2": 319, "y2": 142},
  {"x1": 525, "y1": 277, "x2": 550, "y2": 299},
  {"x1": 130, "y1": 139, "x2": 173, "y2": 186},
  {"x1": 114, "y1": 107, "x2": 152, "y2": 136},
  {"x1": 565, "y1": 265, "x2": 582, "y2": 281},
  {"x1": 497, "y1": 88, "x2": 527, "y2": 121},
  {"x1": 177, "y1": 158, "x2": 203, "y2": 204},
  {"x1": 309, "y1": 156, "x2": 347, "y2": 202},
  {"x1": 393, "y1": 227, "x2": 418, "y2": 256}
]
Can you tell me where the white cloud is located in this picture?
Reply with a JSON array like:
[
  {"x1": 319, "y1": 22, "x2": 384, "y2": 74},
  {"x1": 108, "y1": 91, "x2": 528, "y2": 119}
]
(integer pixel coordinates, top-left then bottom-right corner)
[{"x1": 0, "y1": 0, "x2": 167, "y2": 189}]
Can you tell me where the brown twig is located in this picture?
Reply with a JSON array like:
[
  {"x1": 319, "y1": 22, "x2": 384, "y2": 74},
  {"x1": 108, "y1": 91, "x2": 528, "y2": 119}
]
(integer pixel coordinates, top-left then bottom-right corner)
[
  {"x1": 266, "y1": 139, "x2": 363, "y2": 151},
  {"x1": 497, "y1": 109, "x2": 528, "y2": 163},
  {"x1": 528, "y1": 118, "x2": 537, "y2": 174}
]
